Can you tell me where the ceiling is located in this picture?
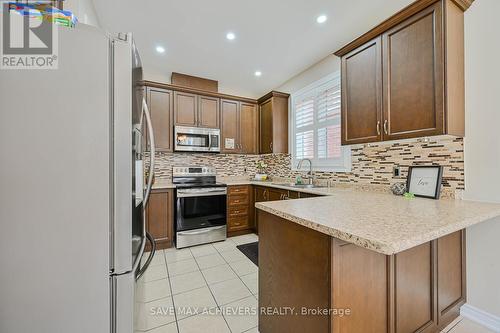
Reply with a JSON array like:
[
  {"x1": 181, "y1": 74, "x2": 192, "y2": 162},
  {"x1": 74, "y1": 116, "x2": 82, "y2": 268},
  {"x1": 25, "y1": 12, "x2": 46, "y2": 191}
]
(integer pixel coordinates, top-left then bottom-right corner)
[{"x1": 94, "y1": 0, "x2": 413, "y2": 98}]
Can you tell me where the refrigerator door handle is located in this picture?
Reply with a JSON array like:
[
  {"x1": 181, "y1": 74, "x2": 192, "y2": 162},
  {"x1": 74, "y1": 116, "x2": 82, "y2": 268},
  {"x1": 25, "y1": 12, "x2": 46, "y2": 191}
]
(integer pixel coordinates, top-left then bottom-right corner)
[
  {"x1": 142, "y1": 97, "x2": 155, "y2": 207},
  {"x1": 136, "y1": 231, "x2": 156, "y2": 280}
]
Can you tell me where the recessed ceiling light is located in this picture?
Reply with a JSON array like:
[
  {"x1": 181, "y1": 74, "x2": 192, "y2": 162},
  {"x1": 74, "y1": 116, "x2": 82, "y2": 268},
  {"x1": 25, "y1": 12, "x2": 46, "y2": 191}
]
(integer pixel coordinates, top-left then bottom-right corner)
[
  {"x1": 316, "y1": 15, "x2": 327, "y2": 24},
  {"x1": 156, "y1": 46, "x2": 165, "y2": 54},
  {"x1": 254, "y1": 71, "x2": 262, "y2": 77},
  {"x1": 226, "y1": 32, "x2": 236, "y2": 40}
]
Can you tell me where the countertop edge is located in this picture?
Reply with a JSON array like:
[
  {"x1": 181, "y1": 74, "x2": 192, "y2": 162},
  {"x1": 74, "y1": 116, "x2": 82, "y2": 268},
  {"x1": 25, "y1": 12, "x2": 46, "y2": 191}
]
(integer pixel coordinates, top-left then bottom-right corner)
[{"x1": 255, "y1": 200, "x2": 500, "y2": 255}]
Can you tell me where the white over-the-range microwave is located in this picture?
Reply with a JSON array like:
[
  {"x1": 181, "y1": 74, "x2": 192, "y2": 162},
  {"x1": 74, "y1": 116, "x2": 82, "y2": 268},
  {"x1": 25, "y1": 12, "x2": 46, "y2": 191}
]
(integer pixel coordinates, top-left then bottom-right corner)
[{"x1": 174, "y1": 126, "x2": 221, "y2": 152}]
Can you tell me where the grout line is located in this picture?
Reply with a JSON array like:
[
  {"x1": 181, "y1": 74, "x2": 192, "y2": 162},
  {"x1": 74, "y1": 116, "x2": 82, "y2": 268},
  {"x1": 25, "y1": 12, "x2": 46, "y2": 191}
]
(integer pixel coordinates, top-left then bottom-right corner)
[{"x1": 190, "y1": 248, "x2": 234, "y2": 333}]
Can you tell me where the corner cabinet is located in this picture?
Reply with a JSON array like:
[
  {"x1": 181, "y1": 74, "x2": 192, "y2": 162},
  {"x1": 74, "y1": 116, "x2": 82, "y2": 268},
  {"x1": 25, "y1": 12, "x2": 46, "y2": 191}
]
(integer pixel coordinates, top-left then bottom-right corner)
[
  {"x1": 258, "y1": 91, "x2": 290, "y2": 154},
  {"x1": 337, "y1": 0, "x2": 466, "y2": 145},
  {"x1": 221, "y1": 99, "x2": 258, "y2": 154}
]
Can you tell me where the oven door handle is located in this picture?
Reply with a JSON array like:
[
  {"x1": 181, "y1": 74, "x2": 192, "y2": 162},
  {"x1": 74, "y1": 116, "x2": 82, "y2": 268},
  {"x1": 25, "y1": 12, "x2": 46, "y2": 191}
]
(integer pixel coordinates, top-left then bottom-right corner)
[
  {"x1": 178, "y1": 226, "x2": 226, "y2": 236},
  {"x1": 177, "y1": 189, "x2": 227, "y2": 198}
]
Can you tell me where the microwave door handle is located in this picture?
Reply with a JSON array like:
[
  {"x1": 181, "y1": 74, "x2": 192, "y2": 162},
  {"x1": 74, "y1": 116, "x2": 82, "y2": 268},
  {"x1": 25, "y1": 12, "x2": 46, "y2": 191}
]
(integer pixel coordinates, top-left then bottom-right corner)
[
  {"x1": 142, "y1": 98, "x2": 155, "y2": 208},
  {"x1": 208, "y1": 134, "x2": 212, "y2": 151}
]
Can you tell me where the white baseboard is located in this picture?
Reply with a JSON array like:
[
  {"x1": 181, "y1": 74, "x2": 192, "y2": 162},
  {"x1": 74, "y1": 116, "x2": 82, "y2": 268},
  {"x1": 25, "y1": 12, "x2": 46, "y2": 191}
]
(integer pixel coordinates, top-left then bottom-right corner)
[{"x1": 461, "y1": 303, "x2": 500, "y2": 332}]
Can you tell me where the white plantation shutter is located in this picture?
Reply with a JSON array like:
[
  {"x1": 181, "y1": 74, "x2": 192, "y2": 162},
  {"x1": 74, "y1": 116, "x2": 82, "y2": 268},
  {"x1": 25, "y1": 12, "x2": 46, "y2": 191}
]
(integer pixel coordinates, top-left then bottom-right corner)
[{"x1": 291, "y1": 72, "x2": 351, "y2": 172}]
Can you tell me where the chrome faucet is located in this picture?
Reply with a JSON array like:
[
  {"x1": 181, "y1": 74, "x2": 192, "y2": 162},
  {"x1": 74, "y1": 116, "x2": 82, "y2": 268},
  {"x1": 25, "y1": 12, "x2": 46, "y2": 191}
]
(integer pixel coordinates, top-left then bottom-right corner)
[{"x1": 297, "y1": 158, "x2": 314, "y2": 185}]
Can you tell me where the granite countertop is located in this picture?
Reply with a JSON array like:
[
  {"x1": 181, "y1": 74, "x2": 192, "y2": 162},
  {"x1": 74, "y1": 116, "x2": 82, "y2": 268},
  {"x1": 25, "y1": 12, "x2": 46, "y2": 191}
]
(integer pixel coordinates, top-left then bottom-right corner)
[{"x1": 255, "y1": 191, "x2": 500, "y2": 255}]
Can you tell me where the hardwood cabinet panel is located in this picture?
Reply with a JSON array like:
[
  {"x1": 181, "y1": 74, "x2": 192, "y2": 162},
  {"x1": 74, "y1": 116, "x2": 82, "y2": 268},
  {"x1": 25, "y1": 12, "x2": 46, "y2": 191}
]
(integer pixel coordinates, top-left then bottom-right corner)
[
  {"x1": 341, "y1": 37, "x2": 382, "y2": 145},
  {"x1": 383, "y1": 2, "x2": 444, "y2": 140},
  {"x1": 299, "y1": 192, "x2": 320, "y2": 198},
  {"x1": 228, "y1": 216, "x2": 250, "y2": 232},
  {"x1": 288, "y1": 191, "x2": 300, "y2": 199},
  {"x1": 331, "y1": 238, "x2": 388, "y2": 333},
  {"x1": 437, "y1": 231, "x2": 465, "y2": 325},
  {"x1": 147, "y1": 88, "x2": 174, "y2": 152},
  {"x1": 198, "y1": 95, "x2": 220, "y2": 128},
  {"x1": 259, "y1": 210, "x2": 331, "y2": 333},
  {"x1": 228, "y1": 206, "x2": 249, "y2": 218},
  {"x1": 228, "y1": 185, "x2": 250, "y2": 196},
  {"x1": 174, "y1": 91, "x2": 198, "y2": 126},
  {"x1": 228, "y1": 194, "x2": 249, "y2": 207},
  {"x1": 240, "y1": 102, "x2": 259, "y2": 154},
  {"x1": 146, "y1": 189, "x2": 174, "y2": 250},
  {"x1": 259, "y1": 99, "x2": 273, "y2": 154},
  {"x1": 395, "y1": 242, "x2": 434, "y2": 333},
  {"x1": 221, "y1": 99, "x2": 240, "y2": 153},
  {"x1": 268, "y1": 188, "x2": 286, "y2": 201}
]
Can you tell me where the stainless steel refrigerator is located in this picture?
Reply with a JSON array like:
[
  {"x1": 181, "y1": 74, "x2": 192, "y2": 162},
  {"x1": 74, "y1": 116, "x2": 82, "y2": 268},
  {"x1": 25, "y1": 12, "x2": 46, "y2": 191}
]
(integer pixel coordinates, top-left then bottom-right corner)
[{"x1": 0, "y1": 24, "x2": 156, "y2": 333}]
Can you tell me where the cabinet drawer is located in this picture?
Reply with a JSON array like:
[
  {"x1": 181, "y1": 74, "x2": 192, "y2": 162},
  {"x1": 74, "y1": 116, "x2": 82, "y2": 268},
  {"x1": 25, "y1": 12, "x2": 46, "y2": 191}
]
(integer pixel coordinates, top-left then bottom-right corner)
[
  {"x1": 228, "y1": 185, "x2": 250, "y2": 195},
  {"x1": 228, "y1": 194, "x2": 249, "y2": 206},
  {"x1": 228, "y1": 206, "x2": 248, "y2": 217},
  {"x1": 228, "y1": 216, "x2": 249, "y2": 231}
]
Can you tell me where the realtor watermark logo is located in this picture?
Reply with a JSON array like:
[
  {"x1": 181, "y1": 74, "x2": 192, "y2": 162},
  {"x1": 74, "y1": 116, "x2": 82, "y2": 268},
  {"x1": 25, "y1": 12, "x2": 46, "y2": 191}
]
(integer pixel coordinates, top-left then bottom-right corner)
[{"x1": 1, "y1": 1, "x2": 58, "y2": 69}]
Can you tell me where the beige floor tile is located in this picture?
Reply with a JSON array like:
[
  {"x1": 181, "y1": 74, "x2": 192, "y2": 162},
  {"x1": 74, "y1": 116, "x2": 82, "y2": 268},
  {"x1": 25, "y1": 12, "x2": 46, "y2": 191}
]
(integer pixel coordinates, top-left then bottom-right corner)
[
  {"x1": 195, "y1": 253, "x2": 226, "y2": 270},
  {"x1": 219, "y1": 249, "x2": 248, "y2": 263},
  {"x1": 209, "y1": 278, "x2": 252, "y2": 306},
  {"x1": 240, "y1": 272, "x2": 258, "y2": 294},
  {"x1": 177, "y1": 312, "x2": 230, "y2": 333},
  {"x1": 229, "y1": 259, "x2": 258, "y2": 276},
  {"x1": 136, "y1": 278, "x2": 171, "y2": 303},
  {"x1": 173, "y1": 286, "x2": 218, "y2": 320},
  {"x1": 135, "y1": 297, "x2": 176, "y2": 331},
  {"x1": 165, "y1": 248, "x2": 193, "y2": 263},
  {"x1": 190, "y1": 244, "x2": 218, "y2": 257},
  {"x1": 167, "y1": 259, "x2": 199, "y2": 277},
  {"x1": 201, "y1": 264, "x2": 238, "y2": 285},
  {"x1": 212, "y1": 239, "x2": 237, "y2": 252},
  {"x1": 221, "y1": 296, "x2": 258, "y2": 333},
  {"x1": 170, "y1": 270, "x2": 207, "y2": 295},
  {"x1": 142, "y1": 250, "x2": 166, "y2": 267},
  {"x1": 230, "y1": 234, "x2": 258, "y2": 245},
  {"x1": 140, "y1": 264, "x2": 168, "y2": 283},
  {"x1": 449, "y1": 318, "x2": 496, "y2": 333},
  {"x1": 140, "y1": 322, "x2": 178, "y2": 333},
  {"x1": 243, "y1": 327, "x2": 259, "y2": 333}
]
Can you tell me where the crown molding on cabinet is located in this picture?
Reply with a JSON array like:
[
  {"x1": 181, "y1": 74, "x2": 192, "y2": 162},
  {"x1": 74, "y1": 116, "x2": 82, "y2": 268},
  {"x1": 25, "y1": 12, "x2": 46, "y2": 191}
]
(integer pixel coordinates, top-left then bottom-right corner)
[{"x1": 334, "y1": 0, "x2": 474, "y2": 57}]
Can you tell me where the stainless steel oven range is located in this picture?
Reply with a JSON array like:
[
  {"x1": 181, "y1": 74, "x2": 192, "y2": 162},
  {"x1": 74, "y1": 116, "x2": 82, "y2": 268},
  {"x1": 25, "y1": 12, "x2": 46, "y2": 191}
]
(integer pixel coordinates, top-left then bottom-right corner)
[{"x1": 173, "y1": 166, "x2": 227, "y2": 248}]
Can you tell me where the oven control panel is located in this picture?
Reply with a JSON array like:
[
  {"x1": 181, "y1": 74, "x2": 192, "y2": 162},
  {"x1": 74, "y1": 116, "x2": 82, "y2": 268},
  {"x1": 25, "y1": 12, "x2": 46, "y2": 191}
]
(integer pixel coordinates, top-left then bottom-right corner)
[{"x1": 173, "y1": 166, "x2": 217, "y2": 177}]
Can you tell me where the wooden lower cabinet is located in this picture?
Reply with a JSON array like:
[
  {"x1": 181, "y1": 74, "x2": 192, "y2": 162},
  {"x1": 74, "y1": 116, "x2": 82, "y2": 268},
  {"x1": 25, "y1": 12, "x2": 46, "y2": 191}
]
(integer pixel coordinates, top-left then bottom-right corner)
[
  {"x1": 258, "y1": 210, "x2": 465, "y2": 333},
  {"x1": 145, "y1": 189, "x2": 174, "y2": 250},
  {"x1": 227, "y1": 185, "x2": 254, "y2": 236}
]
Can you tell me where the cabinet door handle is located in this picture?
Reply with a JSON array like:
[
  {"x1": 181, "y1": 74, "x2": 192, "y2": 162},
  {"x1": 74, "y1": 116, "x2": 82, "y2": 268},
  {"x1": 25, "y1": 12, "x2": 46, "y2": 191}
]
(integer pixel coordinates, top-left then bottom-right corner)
[
  {"x1": 269, "y1": 142, "x2": 273, "y2": 151},
  {"x1": 263, "y1": 189, "x2": 268, "y2": 200},
  {"x1": 377, "y1": 121, "x2": 381, "y2": 136},
  {"x1": 383, "y1": 120, "x2": 388, "y2": 135}
]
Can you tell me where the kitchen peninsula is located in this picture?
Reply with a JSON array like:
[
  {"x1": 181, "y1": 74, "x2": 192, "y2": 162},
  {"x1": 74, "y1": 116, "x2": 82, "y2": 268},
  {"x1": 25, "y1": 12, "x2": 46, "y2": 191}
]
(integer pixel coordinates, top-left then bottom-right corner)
[{"x1": 255, "y1": 192, "x2": 500, "y2": 333}]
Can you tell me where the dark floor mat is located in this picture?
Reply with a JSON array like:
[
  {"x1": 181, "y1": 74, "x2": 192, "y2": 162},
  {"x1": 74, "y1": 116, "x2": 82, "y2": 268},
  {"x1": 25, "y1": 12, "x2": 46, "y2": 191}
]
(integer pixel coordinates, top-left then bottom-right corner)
[{"x1": 236, "y1": 242, "x2": 258, "y2": 266}]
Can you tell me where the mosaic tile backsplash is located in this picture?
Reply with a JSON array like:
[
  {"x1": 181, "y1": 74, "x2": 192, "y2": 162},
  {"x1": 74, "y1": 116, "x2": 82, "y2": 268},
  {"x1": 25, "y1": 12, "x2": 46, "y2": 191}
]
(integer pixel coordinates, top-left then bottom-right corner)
[{"x1": 153, "y1": 136, "x2": 464, "y2": 195}]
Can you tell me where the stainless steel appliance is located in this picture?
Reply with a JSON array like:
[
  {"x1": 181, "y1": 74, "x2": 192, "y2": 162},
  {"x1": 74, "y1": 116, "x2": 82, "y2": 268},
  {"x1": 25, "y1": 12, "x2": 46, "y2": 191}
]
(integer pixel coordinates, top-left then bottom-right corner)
[
  {"x1": 0, "y1": 25, "x2": 155, "y2": 333},
  {"x1": 173, "y1": 166, "x2": 227, "y2": 248},
  {"x1": 174, "y1": 126, "x2": 221, "y2": 152}
]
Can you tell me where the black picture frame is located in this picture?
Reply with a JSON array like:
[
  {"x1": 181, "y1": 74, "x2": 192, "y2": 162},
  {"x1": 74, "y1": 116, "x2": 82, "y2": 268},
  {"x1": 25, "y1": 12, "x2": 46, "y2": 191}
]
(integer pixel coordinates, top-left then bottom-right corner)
[{"x1": 406, "y1": 165, "x2": 444, "y2": 199}]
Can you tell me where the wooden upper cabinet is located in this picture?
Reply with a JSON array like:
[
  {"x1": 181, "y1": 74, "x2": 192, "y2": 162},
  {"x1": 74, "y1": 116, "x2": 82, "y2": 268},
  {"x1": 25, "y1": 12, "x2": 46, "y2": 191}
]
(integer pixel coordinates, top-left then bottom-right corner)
[
  {"x1": 341, "y1": 37, "x2": 382, "y2": 145},
  {"x1": 337, "y1": 0, "x2": 466, "y2": 145},
  {"x1": 239, "y1": 102, "x2": 259, "y2": 154},
  {"x1": 198, "y1": 95, "x2": 220, "y2": 128},
  {"x1": 221, "y1": 99, "x2": 240, "y2": 153},
  {"x1": 146, "y1": 87, "x2": 174, "y2": 152},
  {"x1": 258, "y1": 92, "x2": 289, "y2": 154},
  {"x1": 174, "y1": 91, "x2": 198, "y2": 126},
  {"x1": 382, "y1": 2, "x2": 444, "y2": 140},
  {"x1": 259, "y1": 99, "x2": 273, "y2": 154}
]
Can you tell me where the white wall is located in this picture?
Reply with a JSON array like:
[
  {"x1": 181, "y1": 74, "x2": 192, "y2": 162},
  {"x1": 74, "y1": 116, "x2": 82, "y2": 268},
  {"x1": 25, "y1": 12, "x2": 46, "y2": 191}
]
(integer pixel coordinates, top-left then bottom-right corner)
[
  {"x1": 64, "y1": 0, "x2": 100, "y2": 27},
  {"x1": 464, "y1": 0, "x2": 500, "y2": 318},
  {"x1": 276, "y1": 55, "x2": 340, "y2": 94}
]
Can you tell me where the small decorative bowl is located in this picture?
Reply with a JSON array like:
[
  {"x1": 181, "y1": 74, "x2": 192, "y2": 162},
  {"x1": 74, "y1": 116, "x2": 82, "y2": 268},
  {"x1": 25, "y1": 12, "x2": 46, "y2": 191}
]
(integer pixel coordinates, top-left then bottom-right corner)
[{"x1": 391, "y1": 182, "x2": 407, "y2": 196}]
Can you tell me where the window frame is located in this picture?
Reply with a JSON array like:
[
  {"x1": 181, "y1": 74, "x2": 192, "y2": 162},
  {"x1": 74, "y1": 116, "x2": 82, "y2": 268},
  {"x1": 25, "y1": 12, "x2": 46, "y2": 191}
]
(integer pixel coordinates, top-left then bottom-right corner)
[{"x1": 289, "y1": 72, "x2": 352, "y2": 172}]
